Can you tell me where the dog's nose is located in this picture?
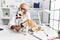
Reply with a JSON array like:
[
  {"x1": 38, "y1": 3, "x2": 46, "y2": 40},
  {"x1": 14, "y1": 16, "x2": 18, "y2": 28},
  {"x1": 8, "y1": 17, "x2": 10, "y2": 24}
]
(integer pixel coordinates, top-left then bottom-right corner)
[{"x1": 19, "y1": 14, "x2": 21, "y2": 16}]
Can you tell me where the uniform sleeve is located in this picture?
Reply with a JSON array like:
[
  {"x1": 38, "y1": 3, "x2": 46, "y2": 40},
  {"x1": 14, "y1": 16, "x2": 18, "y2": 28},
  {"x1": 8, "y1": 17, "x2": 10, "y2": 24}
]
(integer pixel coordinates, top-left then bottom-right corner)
[
  {"x1": 21, "y1": 12, "x2": 31, "y2": 23},
  {"x1": 26, "y1": 12, "x2": 31, "y2": 20}
]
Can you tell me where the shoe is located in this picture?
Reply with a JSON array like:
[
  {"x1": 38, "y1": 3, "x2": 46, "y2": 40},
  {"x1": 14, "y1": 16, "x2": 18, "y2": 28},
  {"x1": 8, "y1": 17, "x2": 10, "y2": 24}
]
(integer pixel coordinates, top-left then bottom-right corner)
[{"x1": 0, "y1": 28, "x2": 3, "y2": 31}]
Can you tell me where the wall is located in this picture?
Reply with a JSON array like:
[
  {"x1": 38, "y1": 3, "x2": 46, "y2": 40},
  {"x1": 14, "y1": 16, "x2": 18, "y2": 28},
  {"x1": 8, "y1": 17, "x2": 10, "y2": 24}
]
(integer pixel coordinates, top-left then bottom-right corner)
[{"x1": 0, "y1": 0, "x2": 50, "y2": 25}]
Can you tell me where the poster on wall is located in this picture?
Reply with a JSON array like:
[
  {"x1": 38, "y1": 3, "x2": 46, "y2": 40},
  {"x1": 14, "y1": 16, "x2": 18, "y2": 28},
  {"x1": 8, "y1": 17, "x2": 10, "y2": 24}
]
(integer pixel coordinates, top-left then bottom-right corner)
[{"x1": 33, "y1": 3, "x2": 40, "y2": 8}]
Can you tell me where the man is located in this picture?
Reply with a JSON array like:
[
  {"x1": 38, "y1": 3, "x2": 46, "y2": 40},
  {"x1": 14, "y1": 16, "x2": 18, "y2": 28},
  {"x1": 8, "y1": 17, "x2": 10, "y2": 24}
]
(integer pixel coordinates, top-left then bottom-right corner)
[{"x1": 8, "y1": 3, "x2": 43, "y2": 32}]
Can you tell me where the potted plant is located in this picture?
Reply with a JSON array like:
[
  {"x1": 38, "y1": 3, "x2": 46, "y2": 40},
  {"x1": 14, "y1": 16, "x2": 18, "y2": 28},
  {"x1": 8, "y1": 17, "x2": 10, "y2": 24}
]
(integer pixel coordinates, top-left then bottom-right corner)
[
  {"x1": 5, "y1": 13, "x2": 8, "y2": 16},
  {"x1": 58, "y1": 30, "x2": 60, "y2": 38}
]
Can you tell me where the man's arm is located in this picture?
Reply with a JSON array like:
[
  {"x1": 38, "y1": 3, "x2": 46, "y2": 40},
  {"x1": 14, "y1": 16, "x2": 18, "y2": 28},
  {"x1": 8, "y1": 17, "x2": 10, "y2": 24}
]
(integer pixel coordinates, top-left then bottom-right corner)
[
  {"x1": 20, "y1": 12, "x2": 31, "y2": 24},
  {"x1": 20, "y1": 19, "x2": 29, "y2": 24}
]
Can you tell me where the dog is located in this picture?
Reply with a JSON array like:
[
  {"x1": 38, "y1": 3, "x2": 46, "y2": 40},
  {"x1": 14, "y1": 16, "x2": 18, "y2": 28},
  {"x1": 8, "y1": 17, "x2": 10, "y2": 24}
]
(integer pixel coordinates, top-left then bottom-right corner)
[
  {"x1": 10, "y1": 11, "x2": 44, "y2": 32},
  {"x1": 10, "y1": 11, "x2": 25, "y2": 32}
]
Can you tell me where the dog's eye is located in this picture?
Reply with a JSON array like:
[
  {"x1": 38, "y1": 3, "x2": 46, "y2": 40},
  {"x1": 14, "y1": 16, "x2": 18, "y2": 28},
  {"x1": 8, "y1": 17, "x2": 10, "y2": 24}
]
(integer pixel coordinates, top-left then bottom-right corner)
[
  {"x1": 16, "y1": 15, "x2": 17, "y2": 16},
  {"x1": 19, "y1": 14, "x2": 21, "y2": 16}
]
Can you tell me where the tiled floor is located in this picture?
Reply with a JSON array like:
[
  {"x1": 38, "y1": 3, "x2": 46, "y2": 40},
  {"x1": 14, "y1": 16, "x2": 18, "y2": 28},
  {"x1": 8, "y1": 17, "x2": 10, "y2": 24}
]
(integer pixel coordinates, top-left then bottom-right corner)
[{"x1": 0, "y1": 25, "x2": 58, "y2": 40}]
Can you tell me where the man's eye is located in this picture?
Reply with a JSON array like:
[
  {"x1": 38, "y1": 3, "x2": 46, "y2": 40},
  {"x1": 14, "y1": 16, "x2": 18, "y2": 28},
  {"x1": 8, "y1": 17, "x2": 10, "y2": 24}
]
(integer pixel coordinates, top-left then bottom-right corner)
[{"x1": 21, "y1": 8, "x2": 26, "y2": 10}]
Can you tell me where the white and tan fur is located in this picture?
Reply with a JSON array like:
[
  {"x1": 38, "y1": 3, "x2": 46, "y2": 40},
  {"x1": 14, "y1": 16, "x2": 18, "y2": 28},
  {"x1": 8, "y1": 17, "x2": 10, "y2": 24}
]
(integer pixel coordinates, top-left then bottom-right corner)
[{"x1": 18, "y1": 11, "x2": 43, "y2": 32}]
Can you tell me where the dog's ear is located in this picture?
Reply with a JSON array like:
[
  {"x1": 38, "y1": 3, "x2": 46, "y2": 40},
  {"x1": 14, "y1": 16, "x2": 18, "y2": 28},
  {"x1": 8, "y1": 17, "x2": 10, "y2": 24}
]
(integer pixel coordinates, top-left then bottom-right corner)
[{"x1": 18, "y1": 11, "x2": 24, "y2": 17}]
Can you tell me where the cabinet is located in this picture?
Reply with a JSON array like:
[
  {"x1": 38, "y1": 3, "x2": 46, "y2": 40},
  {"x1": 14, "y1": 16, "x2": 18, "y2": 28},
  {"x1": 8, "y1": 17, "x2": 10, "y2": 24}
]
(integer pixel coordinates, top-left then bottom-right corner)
[{"x1": 1, "y1": 7, "x2": 10, "y2": 25}]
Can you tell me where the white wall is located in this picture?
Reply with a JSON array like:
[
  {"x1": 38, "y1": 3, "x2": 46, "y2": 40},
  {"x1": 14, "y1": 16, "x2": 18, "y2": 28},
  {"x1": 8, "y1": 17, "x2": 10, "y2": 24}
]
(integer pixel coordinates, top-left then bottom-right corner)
[
  {"x1": 0, "y1": 0, "x2": 50, "y2": 25},
  {"x1": 42, "y1": 0, "x2": 50, "y2": 25}
]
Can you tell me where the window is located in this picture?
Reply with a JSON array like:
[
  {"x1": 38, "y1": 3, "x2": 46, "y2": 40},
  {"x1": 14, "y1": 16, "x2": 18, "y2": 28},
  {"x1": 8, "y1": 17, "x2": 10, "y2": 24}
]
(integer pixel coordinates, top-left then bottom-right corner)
[
  {"x1": 54, "y1": 10, "x2": 59, "y2": 20},
  {"x1": 50, "y1": 0, "x2": 60, "y2": 30}
]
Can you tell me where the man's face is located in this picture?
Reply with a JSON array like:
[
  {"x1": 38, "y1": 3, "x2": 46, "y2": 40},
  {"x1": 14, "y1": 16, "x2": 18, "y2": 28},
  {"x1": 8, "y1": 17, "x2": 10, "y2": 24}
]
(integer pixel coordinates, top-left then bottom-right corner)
[{"x1": 21, "y1": 5, "x2": 27, "y2": 13}]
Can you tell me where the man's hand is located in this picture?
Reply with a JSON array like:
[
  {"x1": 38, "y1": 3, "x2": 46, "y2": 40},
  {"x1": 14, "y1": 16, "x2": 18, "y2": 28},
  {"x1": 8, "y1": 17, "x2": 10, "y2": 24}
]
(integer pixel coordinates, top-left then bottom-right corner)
[{"x1": 20, "y1": 19, "x2": 29, "y2": 24}]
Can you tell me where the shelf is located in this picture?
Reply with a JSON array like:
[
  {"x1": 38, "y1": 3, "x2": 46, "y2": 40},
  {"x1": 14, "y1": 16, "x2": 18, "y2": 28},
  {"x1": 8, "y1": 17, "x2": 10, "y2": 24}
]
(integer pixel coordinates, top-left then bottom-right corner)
[
  {"x1": 2, "y1": 17, "x2": 10, "y2": 19},
  {"x1": 2, "y1": 17, "x2": 10, "y2": 25},
  {"x1": 1, "y1": 7, "x2": 10, "y2": 9},
  {"x1": 28, "y1": 8, "x2": 42, "y2": 11}
]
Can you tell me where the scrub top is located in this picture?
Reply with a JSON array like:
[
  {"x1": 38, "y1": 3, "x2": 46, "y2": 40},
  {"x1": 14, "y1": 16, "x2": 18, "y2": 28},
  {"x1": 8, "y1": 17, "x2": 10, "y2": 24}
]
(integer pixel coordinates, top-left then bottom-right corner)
[{"x1": 8, "y1": 11, "x2": 31, "y2": 28}]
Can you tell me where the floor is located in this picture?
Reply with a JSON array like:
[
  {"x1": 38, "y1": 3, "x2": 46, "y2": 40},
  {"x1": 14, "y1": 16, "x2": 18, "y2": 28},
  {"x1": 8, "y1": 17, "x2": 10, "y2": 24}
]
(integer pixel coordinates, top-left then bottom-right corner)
[{"x1": 0, "y1": 25, "x2": 58, "y2": 40}]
